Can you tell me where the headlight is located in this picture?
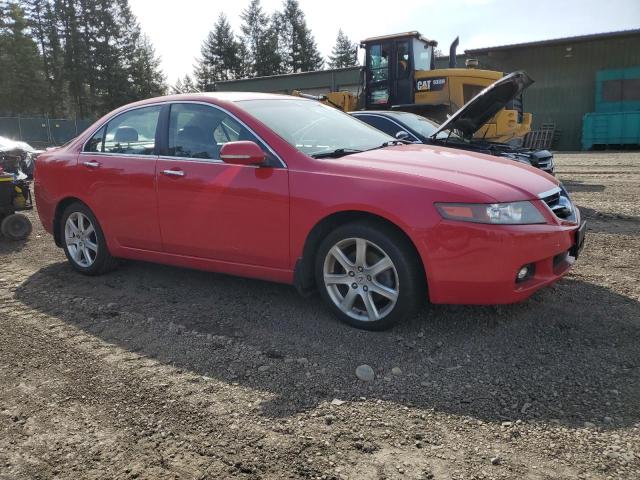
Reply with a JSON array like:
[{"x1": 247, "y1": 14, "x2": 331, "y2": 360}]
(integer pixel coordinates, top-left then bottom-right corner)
[{"x1": 435, "y1": 201, "x2": 546, "y2": 225}]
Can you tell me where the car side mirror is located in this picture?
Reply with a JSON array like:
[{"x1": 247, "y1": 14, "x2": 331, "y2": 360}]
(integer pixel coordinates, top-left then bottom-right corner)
[
  {"x1": 220, "y1": 141, "x2": 266, "y2": 166},
  {"x1": 395, "y1": 131, "x2": 410, "y2": 141}
]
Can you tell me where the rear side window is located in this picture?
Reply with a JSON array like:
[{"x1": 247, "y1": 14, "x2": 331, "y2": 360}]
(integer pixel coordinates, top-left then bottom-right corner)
[
  {"x1": 356, "y1": 115, "x2": 402, "y2": 137},
  {"x1": 98, "y1": 106, "x2": 161, "y2": 155}
]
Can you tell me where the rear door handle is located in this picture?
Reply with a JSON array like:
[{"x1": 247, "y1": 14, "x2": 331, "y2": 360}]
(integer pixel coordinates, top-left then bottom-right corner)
[
  {"x1": 162, "y1": 169, "x2": 185, "y2": 177},
  {"x1": 83, "y1": 161, "x2": 100, "y2": 168}
]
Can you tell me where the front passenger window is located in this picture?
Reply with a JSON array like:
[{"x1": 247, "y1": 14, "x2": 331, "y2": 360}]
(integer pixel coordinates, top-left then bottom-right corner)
[{"x1": 168, "y1": 103, "x2": 266, "y2": 161}]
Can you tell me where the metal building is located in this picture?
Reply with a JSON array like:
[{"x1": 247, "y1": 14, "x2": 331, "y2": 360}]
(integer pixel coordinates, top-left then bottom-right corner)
[
  {"x1": 461, "y1": 29, "x2": 640, "y2": 150},
  {"x1": 215, "y1": 66, "x2": 363, "y2": 97},
  {"x1": 215, "y1": 29, "x2": 640, "y2": 150}
]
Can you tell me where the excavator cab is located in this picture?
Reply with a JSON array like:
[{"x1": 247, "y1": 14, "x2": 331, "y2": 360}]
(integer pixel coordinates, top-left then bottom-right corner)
[{"x1": 361, "y1": 32, "x2": 437, "y2": 110}]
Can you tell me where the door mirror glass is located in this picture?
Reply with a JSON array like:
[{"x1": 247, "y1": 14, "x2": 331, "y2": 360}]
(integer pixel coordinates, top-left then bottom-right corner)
[
  {"x1": 220, "y1": 141, "x2": 265, "y2": 166},
  {"x1": 395, "y1": 130, "x2": 410, "y2": 140}
]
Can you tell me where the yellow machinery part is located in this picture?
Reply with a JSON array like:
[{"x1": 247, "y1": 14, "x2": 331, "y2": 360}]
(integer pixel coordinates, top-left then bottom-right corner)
[
  {"x1": 291, "y1": 90, "x2": 357, "y2": 112},
  {"x1": 291, "y1": 68, "x2": 532, "y2": 144},
  {"x1": 413, "y1": 69, "x2": 531, "y2": 143},
  {"x1": 414, "y1": 68, "x2": 503, "y2": 113},
  {"x1": 13, "y1": 186, "x2": 26, "y2": 209}
]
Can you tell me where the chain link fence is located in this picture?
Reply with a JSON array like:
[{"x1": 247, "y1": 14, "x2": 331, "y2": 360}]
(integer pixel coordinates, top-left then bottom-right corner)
[{"x1": 0, "y1": 116, "x2": 94, "y2": 148}]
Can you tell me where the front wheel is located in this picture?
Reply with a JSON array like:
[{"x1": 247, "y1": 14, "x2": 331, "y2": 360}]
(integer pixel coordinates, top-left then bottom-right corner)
[{"x1": 315, "y1": 222, "x2": 425, "y2": 330}]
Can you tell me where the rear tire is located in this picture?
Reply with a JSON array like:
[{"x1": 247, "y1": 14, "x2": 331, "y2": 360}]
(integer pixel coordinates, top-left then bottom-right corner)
[
  {"x1": 315, "y1": 221, "x2": 425, "y2": 330},
  {"x1": 0, "y1": 213, "x2": 32, "y2": 240},
  {"x1": 60, "y1": 202, "x2": 118, "y2": 275}
]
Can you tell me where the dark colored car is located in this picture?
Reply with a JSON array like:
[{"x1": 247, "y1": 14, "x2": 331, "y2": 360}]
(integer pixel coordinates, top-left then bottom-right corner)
[{"x1": 351, "y1": 72, "x2": 555, "y2": 175}]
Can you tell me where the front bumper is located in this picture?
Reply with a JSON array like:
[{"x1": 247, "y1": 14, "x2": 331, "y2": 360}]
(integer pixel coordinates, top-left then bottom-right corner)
[{"x1": 419, "y1": 218, "x2": 583, "y2": 305}]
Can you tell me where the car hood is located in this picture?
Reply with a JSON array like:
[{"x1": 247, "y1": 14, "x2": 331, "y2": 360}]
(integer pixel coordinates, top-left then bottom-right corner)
[
  {"x1": 0, "y1": 136, "x2": 39, "y2": 153},
  {"x1": 431, "y1": 71, "x2": 534, "y2": 139},
  {"x1": 341, "y1": 144, "x2": 558, "y2": 203}
]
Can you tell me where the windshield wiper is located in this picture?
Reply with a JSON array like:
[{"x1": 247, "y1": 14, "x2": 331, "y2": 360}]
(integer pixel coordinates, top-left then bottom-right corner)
[
  {"x1": 311, "y1": 148, "x2": 363, "y2": 159},
  {"x1": 365, "y1": 139, "x2": 411, "y2": 152}
]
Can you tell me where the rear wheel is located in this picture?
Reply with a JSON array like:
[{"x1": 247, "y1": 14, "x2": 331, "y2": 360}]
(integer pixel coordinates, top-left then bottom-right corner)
[
  {"x1": 60, "y1": 202, "x2": 118, "y2": 275},
  {"x1": 0, "y1": 213, "x2": 32, "y2": 240},
  {"x1": 316, "y1": 222, "x2": 425, "y2": 330}
]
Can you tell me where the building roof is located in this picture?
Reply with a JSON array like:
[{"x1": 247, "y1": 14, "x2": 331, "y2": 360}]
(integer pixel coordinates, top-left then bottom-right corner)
[
  {"x1": 465, "y1": 29, "x2": 640, "y2": 54},
  {"x1": 215, "y1": 66, "x2": 361, "y2": 85},
  {"x1": 360, "y1": 31, "x2": 437, "y2": 46}
]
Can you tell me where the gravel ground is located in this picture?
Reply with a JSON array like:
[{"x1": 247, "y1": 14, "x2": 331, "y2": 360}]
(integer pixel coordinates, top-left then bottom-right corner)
[{"x1": 1, "y1": 152, "x2": 639, "y2": 480}]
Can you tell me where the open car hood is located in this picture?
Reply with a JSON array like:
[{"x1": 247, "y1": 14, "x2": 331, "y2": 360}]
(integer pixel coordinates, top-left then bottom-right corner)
[{"x1": 431, "y1": 71, "x2": 534, "y2": 139}]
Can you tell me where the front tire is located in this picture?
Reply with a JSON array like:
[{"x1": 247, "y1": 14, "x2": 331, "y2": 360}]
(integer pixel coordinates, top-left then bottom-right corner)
[
  {"x1": 315, "y1": 222, "x2": 425, "y2": 330},
  {"x1": 60, "y1": 202, "x2": 118, "y2": 275}
]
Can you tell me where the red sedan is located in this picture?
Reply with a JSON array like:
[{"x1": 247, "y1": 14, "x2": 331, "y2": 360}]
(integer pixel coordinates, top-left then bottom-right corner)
[{"x1": 34, "y1": 93, "x2": 585, "y2": 330}]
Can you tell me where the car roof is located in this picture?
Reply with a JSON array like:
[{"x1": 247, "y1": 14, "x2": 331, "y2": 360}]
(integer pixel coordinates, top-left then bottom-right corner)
[
  {"x1": 191, "y1": 91, "x2": 296, "y2": 101},
  {"x1": 116, "y1": 92, "x2": 310, "y2": 113}
]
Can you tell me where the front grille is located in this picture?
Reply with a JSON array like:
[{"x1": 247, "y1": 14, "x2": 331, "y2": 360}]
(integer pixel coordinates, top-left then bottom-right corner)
[{"x1": 540, "y1": 186, "x2": 576, "y2": 222}]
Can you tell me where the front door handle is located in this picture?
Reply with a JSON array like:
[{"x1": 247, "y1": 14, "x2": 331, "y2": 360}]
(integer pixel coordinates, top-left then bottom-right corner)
[
  {"x1": 83, "y1": 161, "x2": 100, "y2": 168},
  {"x1": 162, "y1": 169, "x2": 185, "y2": 177}
]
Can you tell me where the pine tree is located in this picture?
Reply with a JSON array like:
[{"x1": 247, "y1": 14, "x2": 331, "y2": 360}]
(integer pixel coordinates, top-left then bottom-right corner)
[
  {"x1": 0, "y1": 2, "x2": 47, "y2": 115},
  {"x1": 171, "y1": 76, "x2": 184, "y2": 94},
  {"x1": 235, "y1": 40, "x2": 251, "y2": 79},
  {"x1": 261, "y1": 15, "x2": 283, "y2": 75},
  {"x1": 129, "y1": 34, "x2": 166, "y2": 99},
  {"x1": 23, "y1": 0, "x2": 65, "y2": 115},
  {"x1": 55, "y1": 0, "x2": 90, "y2": 117},
  {"x1": 328, "y1": 29, "x2": 357, "y2": 69},
  {"x1": 240, "y1": 0, "x2": 282, "y2": 77},
  {"x1": 172, "y1": 74, "x2": 198, "y2": 94},
  {"x1": 182, "y1": 74, "x2": 197, "y2": 92},
  {"x1": 106, "y1": 0, "x2": 146, "y2": 109},
  {"x1": 277, "y1": 0, "x2": 323, "y2": 73},
  {"x1": 194, "y1": 13, "x2": 244, "y2": 89}
]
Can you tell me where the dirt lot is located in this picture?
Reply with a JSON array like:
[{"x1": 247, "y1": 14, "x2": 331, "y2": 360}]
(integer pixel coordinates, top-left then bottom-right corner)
[{"x1": 1, "y1": 152, "x2": 639, "y2": 480}]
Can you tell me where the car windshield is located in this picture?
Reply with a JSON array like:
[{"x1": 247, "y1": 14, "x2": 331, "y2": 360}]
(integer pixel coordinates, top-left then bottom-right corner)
[
  {"x1": 388, "y1": 112, "x2": 461, "y2": 140},
  {"x1": 236, "y1": 99, "x2": 395, "y2": 157}
]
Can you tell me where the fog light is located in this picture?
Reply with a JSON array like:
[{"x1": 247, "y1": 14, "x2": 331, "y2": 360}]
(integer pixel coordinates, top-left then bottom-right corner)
[{"x1": 516, "y1": 264, "x2": 534, "y2": 283}]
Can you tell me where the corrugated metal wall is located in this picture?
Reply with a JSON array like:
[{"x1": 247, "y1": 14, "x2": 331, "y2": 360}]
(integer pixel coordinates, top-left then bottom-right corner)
[
  {"x1": 215, "y1": 33, "x2": 640, "y2": 150},
  {"x1": 468, "y1": 34, "x2": 640, "y2": 150}
]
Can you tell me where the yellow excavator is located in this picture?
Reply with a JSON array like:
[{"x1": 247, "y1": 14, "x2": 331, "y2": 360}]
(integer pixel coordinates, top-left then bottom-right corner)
[{"x1": 293, "y1": 32, "x2": 532, "y2": 145}]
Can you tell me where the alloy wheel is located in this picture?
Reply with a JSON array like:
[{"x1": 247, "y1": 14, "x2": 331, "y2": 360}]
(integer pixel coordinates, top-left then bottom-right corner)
[
  {"x1": 323, "y1": 237, "x2": 399, "y2": 322},
  {"x1": 64, "y1": 212, "x2": 98, "y2": 268}
]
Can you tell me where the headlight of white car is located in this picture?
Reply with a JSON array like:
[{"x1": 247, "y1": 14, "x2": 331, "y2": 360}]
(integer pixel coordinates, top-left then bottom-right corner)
[{"x1": 435, "y1": 201, "x2": 547, "y2": 225}]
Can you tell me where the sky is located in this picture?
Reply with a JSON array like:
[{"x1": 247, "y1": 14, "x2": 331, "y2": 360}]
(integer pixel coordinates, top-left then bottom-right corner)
[{"x1": 129, "y1": 0, "x2": 640, "y2": 84}]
